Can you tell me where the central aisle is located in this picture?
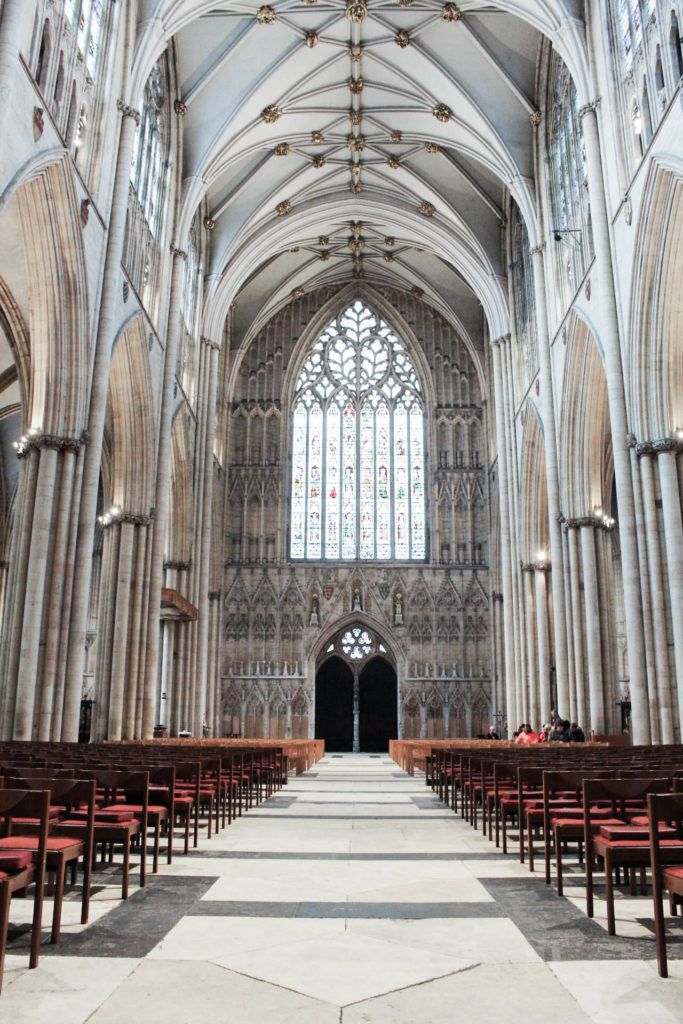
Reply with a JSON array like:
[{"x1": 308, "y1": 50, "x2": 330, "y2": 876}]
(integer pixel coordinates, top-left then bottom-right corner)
[{"x1": 6, "y1": 754, "x2": 683, "y2": 1022}]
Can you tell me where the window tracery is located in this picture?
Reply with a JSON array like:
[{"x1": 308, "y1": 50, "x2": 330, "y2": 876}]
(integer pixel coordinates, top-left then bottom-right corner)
[
  {"x1": 545, "y1": 50, "x2": 594, "y2": 308},
  {"x1": 290, "y1": 300, "x2": 426, "y2": 562}
]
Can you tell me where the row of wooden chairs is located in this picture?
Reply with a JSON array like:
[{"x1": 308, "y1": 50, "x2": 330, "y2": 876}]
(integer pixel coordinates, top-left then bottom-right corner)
[
  {"x1": 0, "y1": 740, "x2": 290, "y2": 992},
  {"x1": 425, "y1": 744, "x2": 683, "y2": 976}
]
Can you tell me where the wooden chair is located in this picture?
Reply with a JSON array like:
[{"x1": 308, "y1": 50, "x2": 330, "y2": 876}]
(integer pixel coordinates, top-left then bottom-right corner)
[
  {"x1": 0, "y1": 789, "x2": 50, "y2": 990},
  {"x1": 648, "y1": 792, "x2": 683, "y2": 978},
  {"x1": 0, "y1": 777, "x2": 96, "y2": 944},
  {"x1": 583, "y1": 777, "x2": 678, "y2": 935}
]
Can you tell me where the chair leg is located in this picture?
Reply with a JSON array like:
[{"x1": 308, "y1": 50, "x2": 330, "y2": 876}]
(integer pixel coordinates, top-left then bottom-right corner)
[
  {"x1": 555, "y1": 831, "x2": 564, "y2": 896},
  {"x1": 122, "y1": 837, "x2": 130, "y2": 900},
  {"x1": 153, "y1": 818, "x2": 160, "y2": 874},
  {"x1": 51, "y1": 857, "x2": 66, "y2": 944},
  {"x1": 0, "y1": 880, "x2": 11, "y2": 993},
  {"x1": 605, "y1": 854, "x2": 616, "y2": 936}
]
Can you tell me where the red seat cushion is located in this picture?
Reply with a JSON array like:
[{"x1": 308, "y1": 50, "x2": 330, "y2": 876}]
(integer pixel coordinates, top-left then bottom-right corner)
[
  {"x1": 0, "y1": 850, "x2": 33, "y2": 872},
  {"x1": 663, "y1": 866, "x2": 683, "y2": 882},
  {"x1": 599, "y1": 824, "x2": 677, "y2": 841},
  {"x1": 0, "y1": 836, "x2": 82, "y2": 852},
  {"x1": 69, "y1": 809, "x2": 135, "y2": 823}
]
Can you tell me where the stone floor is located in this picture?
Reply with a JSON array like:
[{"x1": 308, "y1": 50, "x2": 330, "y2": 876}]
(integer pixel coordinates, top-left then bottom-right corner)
[{"x1": 3, "y1": 753, "x2": 683, "y2": 1022}]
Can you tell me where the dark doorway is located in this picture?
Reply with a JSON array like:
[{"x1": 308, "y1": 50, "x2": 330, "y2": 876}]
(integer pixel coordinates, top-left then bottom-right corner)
[
  {"x1": 359, "y1": 657, "x2": 398, "y2": 752},
  {"x1": 315, "y1": 656, "x2": 354, "y2": 751}
]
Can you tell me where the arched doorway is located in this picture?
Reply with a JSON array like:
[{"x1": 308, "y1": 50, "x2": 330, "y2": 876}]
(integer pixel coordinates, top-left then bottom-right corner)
[
  {"x1": 315, "y1": 655, "x2": 354, "y2": 751},
  {"x1": 315, "y1": 624, "x2": 398, "y2": 753},
  {"x1": 359, "y1": 657, "x2": 398, "y2": 752}
]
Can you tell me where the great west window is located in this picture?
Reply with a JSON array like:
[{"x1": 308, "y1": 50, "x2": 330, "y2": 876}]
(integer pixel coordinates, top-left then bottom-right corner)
[{"x1": 290, "y1": 300, "x2": 426, "y2": 561}]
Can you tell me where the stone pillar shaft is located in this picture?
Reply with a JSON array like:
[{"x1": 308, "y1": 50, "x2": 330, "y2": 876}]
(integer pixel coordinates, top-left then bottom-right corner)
[
  {"x1": 580, "y1": 525, "x2": 605, "y2": 735},
  {"x1": 658, "y1": 449, "x2": 683, "y2": 728},
  {"x1": 580, "y1": 102, "x2": 649, "y2": 742},
  {"x1": 63, "y1": 103, "x2": 140, "y2": 741}
]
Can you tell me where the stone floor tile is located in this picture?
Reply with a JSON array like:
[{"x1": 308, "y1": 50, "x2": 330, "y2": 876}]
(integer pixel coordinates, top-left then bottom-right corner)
[{"x1": 549, "y1": 960, "x2": 683, "y2": 1024}]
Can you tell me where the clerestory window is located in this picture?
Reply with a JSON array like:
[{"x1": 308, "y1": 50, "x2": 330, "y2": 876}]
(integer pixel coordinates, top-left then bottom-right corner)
[{"x1": 290, "y1": 300, "x2": 426, "y2": 561}]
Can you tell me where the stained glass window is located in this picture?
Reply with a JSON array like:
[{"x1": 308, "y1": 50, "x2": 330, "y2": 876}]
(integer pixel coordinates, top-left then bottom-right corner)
[
  {"x1": 66, "y1": 0, "x2": 106, "y2": 79},
  {"x1": 290, "y1": 300, "x2": 426, "y2": 561},
  {"x1": 341, "y1": 627, "x2": 374, "y2": 660}
]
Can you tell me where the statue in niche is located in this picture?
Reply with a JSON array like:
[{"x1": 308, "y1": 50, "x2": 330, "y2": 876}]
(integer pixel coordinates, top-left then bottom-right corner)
[
  {"x1": 393, "y1": 589, "x2": 404, "y2": 625},
  {"x1": 352, "y1": 582, "x2": 362, "y2": 612},
  {"x1": 309, "y1": 591, "x2": 320, "y2": 627}
]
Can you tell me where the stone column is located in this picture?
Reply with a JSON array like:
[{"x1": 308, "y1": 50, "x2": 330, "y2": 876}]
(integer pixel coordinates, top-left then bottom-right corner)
[
  {"x1": 493, "y1": 593, "x2": 505, "y2": 719},
  {"x1": 490, "y1": 338, "x2": 516, "y2": 735},
  {"x1": 530, "y1": 244, "x2": 570, "y2": 719},
  {"x1": 0, "y1": 0, "x2": 27, "y2": 136},
  {"x1": 522, "y1": 565, "x2": 537, "y2": 726},
  {"x1": 579, "y1": 99, "x2": 649, "y2": 743},
  {"x1": 13, "y1": 444, "x2": 59, "y2": 738},
  {"x1": 63, "y1": 101, "x2": 141, "y2": 742},
  {"x1": 579, "y1": 519, "x2": 605, "y2": 736},
  {"x1": 535, "y1": 566, "x2": 551, "y2": 724},
  {"x1": 141, "y1": 245, "x2": 188, "y2": 737},
  {"x1": 630, "y1": 441, "x2": 662, "y2": 742},
  {"x1": 107, "y1": 521, "x2": 135, "y2": 739},
  {"x1": 656, "y1": 441, "x2": 683, "y2": 727},
  {"x1": 636, "y1": 445, "x2": 674, "y2": 742},
  {"x1": 566, "y1": 522, "x2": 587, "y2": 729}
]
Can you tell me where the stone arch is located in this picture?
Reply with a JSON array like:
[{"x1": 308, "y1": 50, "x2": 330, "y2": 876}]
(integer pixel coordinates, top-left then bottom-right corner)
[
  {"x1": 629, "y1": 158, "x2": 683, "y2": 440},
  {"x1": 559, "y1": 313, "x2": 611, "y2": 516},
  {"x1": 519, "y1": 402, "x2": 549, "y2": 559},
  {"x1": 103, "y1": 316, "x2": 156, "y2": 515},
  {"x1": 0, "y1": 152, "x2": 90, "y2": 437}
]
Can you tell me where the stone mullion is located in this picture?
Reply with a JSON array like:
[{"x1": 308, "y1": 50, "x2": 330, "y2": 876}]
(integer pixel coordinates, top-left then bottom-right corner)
[
  {"x1": 657, "y1": 445, "x2": 683, "y2": 730},
  {"x1": 123, "y1": 524, "x2": 148, "y2": 737},
  {"x1": 522, "y1": 566, "x2": 537, "y2": 726},
  {"x1": 37, "y1": 449, "x2": 77, "y2": 740},
  {"x1": 14, "y1": 446, "x2": 59, "y2": 739},
  {"x1": 579, "y1": 100, "x2": 649, "y2": 743},
  {"x1": 64, "y1": 101, "x2": 140, "y2": 742},
  {"x1": 490, "y1": 339, "x2": 516, "y2": 734},
  {"x1": 195, "y1": 340, "x2": 221, "y2": 734},
  {"x1": 141, "y1": 246, "x2": 187, "y2": 739},
  {"x1": 93, "y1": 525, "x2": 119, "y2": 739},
  {"x1": 630, "y1": 445, "x2": 663, "y2": 742},
  {"x1": 0, "y1": 448, "x2": 37, "y2": 738},
  {"x1": 530, "y1": 245, "x2": 570, "y2": 719},
  {"x1": 566, "y1": 524, "x2": 588, "y2": 729},
  {"x1": 134, "y1": 526, "x2": 155, "y2": 736},
  {"x1": 107, "y1": 521, "x2": 135, "y2": 739},
  {"x1": 535, "y1": 568, "x2": 551, "y2": 724},
  {"x1": 579, "y1": 522, "x2": 605, "y2": 736},
  {"x1": 560, "y1": 527, "x2": 576, "y2": 722},
  {"x1": 500, "y1": 337, "x2": 525, "y2": 728}
]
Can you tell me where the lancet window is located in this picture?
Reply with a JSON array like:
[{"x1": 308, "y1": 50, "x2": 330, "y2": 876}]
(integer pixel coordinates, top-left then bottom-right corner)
[{"x1": 290, "y1": 300, "x2": 426, "y2": 562}]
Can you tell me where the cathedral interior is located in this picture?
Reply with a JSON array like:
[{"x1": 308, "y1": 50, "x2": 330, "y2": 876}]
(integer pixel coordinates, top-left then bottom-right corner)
[
  {"x1": 2, "y1": 0, "x2": 682, "y2": 754},
  {"x1": 1, "y1": 2, "x2": 683, "y2": 1020}
]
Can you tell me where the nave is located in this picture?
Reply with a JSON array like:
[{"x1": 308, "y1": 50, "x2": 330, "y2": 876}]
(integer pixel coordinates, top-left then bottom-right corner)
[{"x1": 3, "y1": 754, "x2": 683, "y2": 1023}]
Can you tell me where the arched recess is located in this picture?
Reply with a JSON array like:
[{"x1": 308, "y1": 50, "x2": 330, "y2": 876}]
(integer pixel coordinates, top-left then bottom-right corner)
[
  {"x1": 559, "y1": 314, "x2": 611, "y2": 517},
  {"x1": 519, "y1": 402, "x2": 549, "y2": 559},
  {"x1": 629, "y1": 159, "x2": 683, "y2": 441},
  {"x1": 0, "y1": 154, "x2": 90, "y2": 741}
]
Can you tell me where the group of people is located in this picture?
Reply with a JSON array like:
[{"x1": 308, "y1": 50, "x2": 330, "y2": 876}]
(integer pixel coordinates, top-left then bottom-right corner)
[{"x1": 484, "y1": 713, "x2": 586, "y2": 744}]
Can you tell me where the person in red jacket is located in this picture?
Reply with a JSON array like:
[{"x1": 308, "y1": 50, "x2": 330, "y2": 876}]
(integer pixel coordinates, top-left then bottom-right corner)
[{"x1": 515, "y1": 723, "x2": 539, "y2": 744}]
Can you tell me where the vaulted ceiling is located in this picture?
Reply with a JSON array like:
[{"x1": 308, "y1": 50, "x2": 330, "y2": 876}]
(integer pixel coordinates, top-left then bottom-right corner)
[{"x1": 135, "y1": 2, "x2": 585, "y2": 348}]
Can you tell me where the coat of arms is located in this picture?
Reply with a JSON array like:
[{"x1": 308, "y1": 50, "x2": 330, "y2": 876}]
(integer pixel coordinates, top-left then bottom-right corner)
[{"x1": 378, "y1": 584, "x2": 390, "y2": 600}]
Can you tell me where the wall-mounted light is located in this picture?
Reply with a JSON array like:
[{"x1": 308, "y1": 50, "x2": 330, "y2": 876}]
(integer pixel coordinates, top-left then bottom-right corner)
[{"x1": 98, "y1": 505, "x2": 122, "y2": 527}]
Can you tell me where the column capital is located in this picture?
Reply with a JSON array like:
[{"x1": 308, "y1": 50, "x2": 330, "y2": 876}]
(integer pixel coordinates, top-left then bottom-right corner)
[
  {"x1": 529, "y1": 243, "x2": 546, "y2": 257},
  {"x1": 491, "y1": 591, "x2": 504, "y2": 603},
  {"x1": 490, "y1": 332, "x2": 510, "y2": 348},
  {"x1": 578, "y1": 98, "x2": 601, "y2": 120},
  {"x1": 636, "y1": 436, "x2": 683, "y2": 457},
  {"x1": 13, "y1": 431, "x2": 85, "y2": 457},
  {"x1": 99, "y1": 510, "x2": 152, "y2": 528},
  {"x1": 564, "y1": 516, "x2": 595, "y2": 530},
  {"x1": 163, "y1": 559, "x2": 192, "y2": 571},
  {"x1": 520, "y1": 562, "x2": 536, "y2": 573},
  {"x1": 201, "y1": 335, "x2": 222, "y2": 351},
  {"x1": 170, "y1": 245, "x2": 188, "y2": 260},
  {"x1": 117, "y1": 100, "x2": 141, "y2": 124},
  {"x1": 208, "y1": 591, "x2": 222, "y2": 601},
  {"x1": 174, "y1": 99, "x2": 188, "y2": 116}
]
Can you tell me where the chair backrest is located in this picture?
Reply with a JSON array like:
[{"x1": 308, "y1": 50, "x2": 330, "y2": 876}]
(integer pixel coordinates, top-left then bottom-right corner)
[
  {"x1": 648, "y1": 792, "x2": 683, "y2": 875},
  {"x1": 0, "y1": 788, "x2": 51, "y2": 879}
]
